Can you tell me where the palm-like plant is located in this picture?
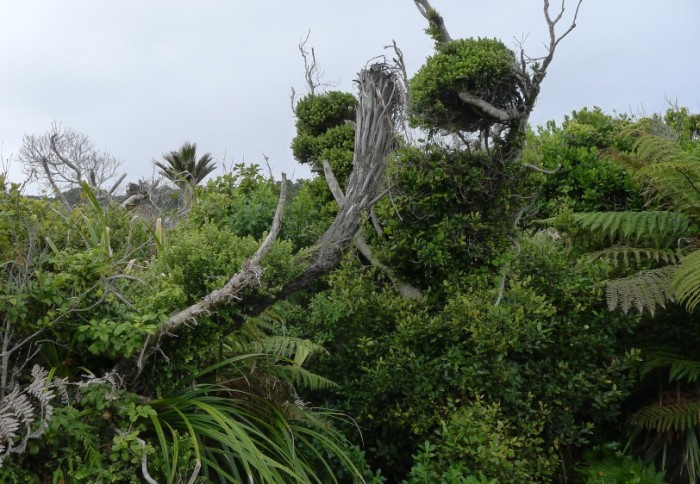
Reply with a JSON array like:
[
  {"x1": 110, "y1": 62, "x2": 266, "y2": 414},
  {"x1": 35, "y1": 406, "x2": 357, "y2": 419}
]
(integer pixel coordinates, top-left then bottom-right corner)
[{"x1": 155, "y1": 142, "x2": 217, "y2": 189}]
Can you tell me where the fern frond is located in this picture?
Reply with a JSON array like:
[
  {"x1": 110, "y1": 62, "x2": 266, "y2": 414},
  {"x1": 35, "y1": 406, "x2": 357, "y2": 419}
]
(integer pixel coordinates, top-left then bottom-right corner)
[
  {"x1": 0, "y1": 366, "x2": 69, "y2": 464},
  {"x1": 269, "y1": 365, "x2": 338, "y2": 391},
  {"x1": 570, "y1": 211, "x2": 691, "y2": 244},
  {"x1": 606, "y1": 266, "x2": 676, "y2": 315},
  {"x1": 630, "y1": 398, "x2": 700, "y2": 434},
  {"x1": 630, "y1": 134, "x2": 700, "y2": 220},
  {"x1": 640, "y1": 348, "x2": 700, "y2": 383},
  {"x1": 251, "y1": 301, "x2": 297, "y2": 329},
  {"x1": 588, "y1": 246, "x2": 681, "y2": 268},
  {"x1": 637, "y1": 162, "x2": 700, "y2": 219},
  {"x1": 633, "y1": 134, "x2": 686, "y2": 164},
  {"x1": 672, "y1": 249, "x2": 700, "y2": 312},
  {"x1": 259, "y1": 336, "x2": 327, "y2": 365}
]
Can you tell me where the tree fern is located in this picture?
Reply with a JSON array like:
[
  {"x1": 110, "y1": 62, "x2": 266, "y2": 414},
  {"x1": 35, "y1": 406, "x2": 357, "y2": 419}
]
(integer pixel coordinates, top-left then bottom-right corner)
[
  {"x1": 551, "y1": 131, "x2": 700, "y2": 315},
  {"x1": 269, "y1": 365, "x2": 338, "y2": 391},
  {"x1": 629, "y1": 398, "x2": 700, "y2": 482},
  {"x1": 637, "y1": 162, "x2": 700, "y2": 220},
  {"x1": 673, "y1": 250, "x2": 700, "y2": 312},
  {"x1": 630, "y1": 398, "x2": 700, "y2": 434},
  {"x1": 606, "y1": 266, "x2": 675, "y2": 316},
  {"x1": 260, "y1": 336, "x2": 326, "y2": 365},
  {"x1": 588, "y1": 246, "x2": 681, "y2": 268},
  {"x1": 631, "y1": 134, "x2": 700, "y2": 220},
  {"x1": 640, "y1": 348, "x2": 700, "y2": 384},
  {"x1": 568, "y1": 211, "x2": 691, "y2": 244}
]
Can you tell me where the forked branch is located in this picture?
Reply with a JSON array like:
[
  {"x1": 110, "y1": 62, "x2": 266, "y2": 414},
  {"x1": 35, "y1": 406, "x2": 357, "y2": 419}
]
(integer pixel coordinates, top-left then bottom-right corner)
[
  {"x1": 412, "y1": 0, "x2": 584, "y2": 137},
  {"x1": 323, "y1": 160, "x2": 422, "y2": 299},
  {"x1": 536, "y1": 0, "x2": 584, "y2": 82}
]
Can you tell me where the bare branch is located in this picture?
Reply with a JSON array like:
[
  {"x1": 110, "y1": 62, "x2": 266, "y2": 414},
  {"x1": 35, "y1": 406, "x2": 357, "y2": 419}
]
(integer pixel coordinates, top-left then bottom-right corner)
[
  {"x1": 158, "y1": 174, "x2": 288, "y2": 336},
  {"x1": 40, "y1": 158, "x2": 71, "y2": 210},
  {"x1": 522, "y1": 162, "x2": 562, "y2": 174},
  {"x1": 413, "y1": 0, "x2": 452, "y2": 42},
  {"x1": 299, "y1": 31, "x2": 321, "y2": 95},
  {"x1": 107, "y1": 173, "x2": 127, "y2": 196},
  {"x1": 289, "y1": 87, "x2": 297, "y2": 114},
  {"x1": 322, "y1": 160, "x2": 345, "y2": 203},
  {"x1": 19, "y1": 122, "x2": 122, "y2": 196},
  {"x1": 137, "y1": 176, "x2": 289, "y2": 370},
  {"x1": 322, "y1": 160, "x2": 421, "y2": 299},
  {"x1": 370, "y1": 207, "x2": 384, "y2": 238},
  {"x1": 456, "y1": 91, "x2": 518, "y2": 124},
  {"x1": 136, "y1": 65, "x2": 403, "y2": 371},
  {"x1": 135, "y1": 436, "x2": 157, "y2": 484},
  {"x1": 49, "y1": 133, "x2": 82, "y2": 180},
  {"x1": 538, "y1": 0, "x2": 583, "y2": 80},
  {"x1": 119, "y1": 192, "x2": 148, "y2": 210}
]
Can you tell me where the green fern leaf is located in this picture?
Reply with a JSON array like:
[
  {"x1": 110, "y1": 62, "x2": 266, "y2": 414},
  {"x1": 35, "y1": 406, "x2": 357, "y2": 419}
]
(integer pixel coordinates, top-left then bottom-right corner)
[
  {"x1": 673, "y1": 250, "x2": 700, "y2": 312},
  {"x1": 640, "y1": 348, "x2": 700, "y2": 383},
  {"x1": 270, "y1": 365, "x2": 338, "y2": 391},
  {"x1": 606, "y1": 266, "x2": 676, "y2": 315},
  {"x1": 631, "y1": 398, "x2": 700, "y2": 434},
  {"x1": 630, "y1": 134, "x2": 700, "y2": 220},
  {"x1": 588, "y1": 246, "x2": 681, "y2": 268},
  {"x1": 260, "y1": 336, "x2": 327, "y2": 364},
  {"x1": 570, "y1": 211, "x2": 691, "y2": 245}
]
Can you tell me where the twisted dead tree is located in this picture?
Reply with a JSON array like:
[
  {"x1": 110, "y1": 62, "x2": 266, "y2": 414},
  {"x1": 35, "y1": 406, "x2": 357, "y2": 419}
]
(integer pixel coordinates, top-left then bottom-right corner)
[{"x1": 138, "y1": 64, "x2": 402, "y2": 368}]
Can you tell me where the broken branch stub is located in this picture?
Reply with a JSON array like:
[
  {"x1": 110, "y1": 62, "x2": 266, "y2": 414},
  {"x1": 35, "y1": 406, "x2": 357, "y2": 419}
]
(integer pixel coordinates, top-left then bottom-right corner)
[{"x1": 286, "y1": 64, "x2": 403, "y2": 289}]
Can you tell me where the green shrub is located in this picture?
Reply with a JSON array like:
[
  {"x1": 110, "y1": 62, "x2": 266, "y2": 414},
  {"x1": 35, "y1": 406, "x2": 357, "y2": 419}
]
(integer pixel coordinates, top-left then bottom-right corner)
[{"x1": 409, "y1": 38, "x2": 519, "y2": 132}]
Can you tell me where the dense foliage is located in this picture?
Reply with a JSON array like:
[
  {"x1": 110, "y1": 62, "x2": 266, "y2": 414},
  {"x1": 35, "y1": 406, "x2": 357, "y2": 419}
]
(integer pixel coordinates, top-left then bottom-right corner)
[
  {"x1": 1, "y1": 3, "x2": 697, "y2": 482},
  {"x1": 409, "y1": 38, "x2": 519, "y2": 132}
]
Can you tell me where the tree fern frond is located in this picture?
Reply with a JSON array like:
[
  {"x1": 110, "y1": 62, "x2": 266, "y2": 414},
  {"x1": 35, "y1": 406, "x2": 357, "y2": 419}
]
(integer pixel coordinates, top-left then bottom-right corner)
[
  {"x1": 606, "y1": 266, "x2": 676, "y2": 315},
  {"x1": 636, "y1": 162, "x2": 700, "y2": 219},
  {"x1": 630, "y1": 398, "x2": 700, "y2": 434},
  {"x1": 570, "y1": 211, "x2": 691, "y2": 245},
  {"x1": 640, "y1": 347, "x2": 700, "y2": 383},
  {"x1": 259, "y1": 336, "x2": 327, "y2": 365},
  {"x1": 634, "y1": 134, "x2": 692, "y2": 166},
  {"x1": 672, "y1": 250, "x2": 700, "y2": 312},
  {"x1": 588, "y1": 246, "x2": 681, "y2": 268},
  {"x1": 630, "y1": 133, "x2": 700, "y2": 220},
  {"x1": 269, "y1": 365, "x2": 338, "y2": 391}
]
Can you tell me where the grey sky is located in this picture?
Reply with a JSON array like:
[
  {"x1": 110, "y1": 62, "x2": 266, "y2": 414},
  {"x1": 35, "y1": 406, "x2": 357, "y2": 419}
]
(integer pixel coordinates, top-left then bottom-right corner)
[{"x1": 1, "y1": 1, "x2": 698, "y2": 192}]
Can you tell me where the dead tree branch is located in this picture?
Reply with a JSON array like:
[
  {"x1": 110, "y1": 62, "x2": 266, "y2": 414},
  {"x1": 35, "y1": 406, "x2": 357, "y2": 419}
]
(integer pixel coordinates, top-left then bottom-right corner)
[
  {"x1": 323, "y1": 160, "x2": 421, "y2": 299},
  {"x1": 413, "y1": 0, "x2": 584, "y2": 146},
  {"x1": 456, "y1": 91, "x2": 519, "y2": 124},
  {"x1": 300, "y1": 31, "x2": 321, "y2": 95},
  {"x1": 138, "y1": 64, "x2": 403, "y2": 366},
  {"x1": 413, "y1": 0, "x2": 452, "y2": 43},
  {"x1": 290, "y1": 31, "x2": 335, "y2": 112},
  {"x1": 522, "y1": 162, "x2": 562, "y2": 174},
  {"x1": 161, "y1": 176, "x2": 286, "y2": 334}
]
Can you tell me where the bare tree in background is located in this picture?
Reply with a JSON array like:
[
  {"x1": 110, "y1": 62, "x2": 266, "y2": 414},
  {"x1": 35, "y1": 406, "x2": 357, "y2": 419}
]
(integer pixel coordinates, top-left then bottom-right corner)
[{"x1": 18, "y1": 121, "x2": 124, "y2": 209}]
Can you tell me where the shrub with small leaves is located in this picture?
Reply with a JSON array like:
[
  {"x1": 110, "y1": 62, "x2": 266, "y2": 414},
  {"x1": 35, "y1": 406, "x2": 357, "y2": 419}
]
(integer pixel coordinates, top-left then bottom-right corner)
[{"x1": 409, "y1": 38, "x2": 519, "y2": 132}]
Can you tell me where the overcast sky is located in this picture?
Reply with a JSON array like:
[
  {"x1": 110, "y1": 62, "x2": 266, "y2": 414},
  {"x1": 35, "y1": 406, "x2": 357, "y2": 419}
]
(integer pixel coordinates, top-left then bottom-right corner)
[{"x1": 1, "y1": 1, "x2": 698, "y2": 192}]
